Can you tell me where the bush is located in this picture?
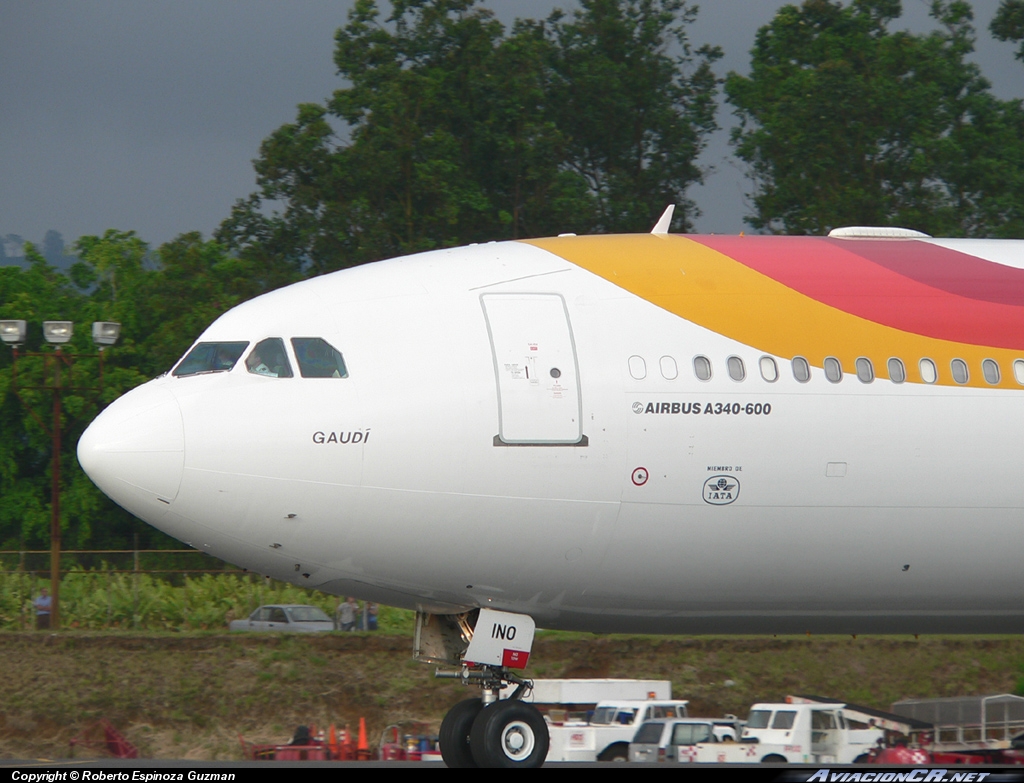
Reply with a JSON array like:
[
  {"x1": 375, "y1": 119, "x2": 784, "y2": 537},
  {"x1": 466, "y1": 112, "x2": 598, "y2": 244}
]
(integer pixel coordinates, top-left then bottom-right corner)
[{"x1": 0, "y1": 569, "x2": 412, "y2": 632}]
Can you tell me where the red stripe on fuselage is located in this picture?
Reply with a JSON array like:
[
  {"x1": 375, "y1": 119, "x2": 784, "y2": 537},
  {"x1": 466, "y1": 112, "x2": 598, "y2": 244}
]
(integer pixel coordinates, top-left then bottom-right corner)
[
  {"x1": 692, "y1": 236, "x2": 1024, "y2": 351},
  {"x1": 830, "y1": 238, "x2": 1024, "y2": 307}
]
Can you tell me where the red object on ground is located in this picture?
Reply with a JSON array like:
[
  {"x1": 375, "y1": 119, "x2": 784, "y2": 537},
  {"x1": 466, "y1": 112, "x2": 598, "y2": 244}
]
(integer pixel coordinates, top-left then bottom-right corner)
[
  {"x1": 357, "y1": 716, "x2": 372, "y2": 760},
  {"x1": 873, "y1": 746, "x2": 1024, "y2": 766},
  {"x1": 69, "y1": 720, "x2": 139, "y2": 759}
]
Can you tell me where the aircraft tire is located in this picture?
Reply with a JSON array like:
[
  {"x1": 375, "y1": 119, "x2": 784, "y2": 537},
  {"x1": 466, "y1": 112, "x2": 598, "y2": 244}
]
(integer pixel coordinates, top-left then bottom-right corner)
[
  {"x1": 762, "y1": 753, "x2": 788, "y2": 763},
  {"x1": 470, "y1": 699, "x2": 549, "y2": 768},
  {"x1": 439, "y1": 698, "x2": 483, "y2": 768}
]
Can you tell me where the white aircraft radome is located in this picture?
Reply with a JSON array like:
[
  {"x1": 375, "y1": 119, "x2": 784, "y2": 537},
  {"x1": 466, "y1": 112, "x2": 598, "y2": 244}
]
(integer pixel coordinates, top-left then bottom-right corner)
[{"x1": 78, "y1": 219, "x2": 1024, "y2": 766}]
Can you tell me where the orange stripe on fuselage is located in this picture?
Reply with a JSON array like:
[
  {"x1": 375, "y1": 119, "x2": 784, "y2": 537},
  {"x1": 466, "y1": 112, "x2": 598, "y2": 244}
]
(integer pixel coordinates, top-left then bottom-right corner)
[{"x1": 522, "y1": 233, "x2": 1023, "y2": 389}]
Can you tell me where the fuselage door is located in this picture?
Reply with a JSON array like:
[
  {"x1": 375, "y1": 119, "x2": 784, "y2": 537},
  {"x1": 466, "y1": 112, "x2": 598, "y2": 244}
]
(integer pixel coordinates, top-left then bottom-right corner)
[{"x1": 481, "y1": 293, "x2": 585, "y2": 445}]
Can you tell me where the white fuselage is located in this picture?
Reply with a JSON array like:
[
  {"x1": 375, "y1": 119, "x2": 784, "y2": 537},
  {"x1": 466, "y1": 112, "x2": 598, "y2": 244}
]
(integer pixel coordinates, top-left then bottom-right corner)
[{"x1": 78, "y1": 239, "x2": 1024, "y2": 634}]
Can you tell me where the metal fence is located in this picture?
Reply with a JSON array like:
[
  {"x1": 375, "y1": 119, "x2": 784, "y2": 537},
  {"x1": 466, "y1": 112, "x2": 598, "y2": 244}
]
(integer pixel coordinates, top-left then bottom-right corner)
[{"x1": 0, "y1": 548, "x2": 241, "y2": 577}]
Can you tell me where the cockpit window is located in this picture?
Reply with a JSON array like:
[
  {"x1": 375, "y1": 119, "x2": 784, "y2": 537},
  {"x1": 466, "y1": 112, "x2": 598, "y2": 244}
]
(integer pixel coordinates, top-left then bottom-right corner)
[
  {"x1": 246, "y1": 338, "x2": 293, "y2": 378},
  {"x1": 291, "y1": 337, "x2": 348, "y2": 378},
  {"x1": 172, "y1": 342, "x2": 249, "y2": 377}
]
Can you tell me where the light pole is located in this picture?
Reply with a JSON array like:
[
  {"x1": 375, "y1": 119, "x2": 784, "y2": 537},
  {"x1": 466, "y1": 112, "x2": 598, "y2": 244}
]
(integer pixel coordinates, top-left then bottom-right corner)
[{"x1": 0, "y1": 319, "x2": 120, "y2": 630}]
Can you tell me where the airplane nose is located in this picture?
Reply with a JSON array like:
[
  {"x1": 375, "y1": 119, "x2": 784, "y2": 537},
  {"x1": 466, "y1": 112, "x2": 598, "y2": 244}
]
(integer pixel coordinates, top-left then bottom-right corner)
[{"x1": 78, "y1": 383, "x2": 184, "y2": 511}]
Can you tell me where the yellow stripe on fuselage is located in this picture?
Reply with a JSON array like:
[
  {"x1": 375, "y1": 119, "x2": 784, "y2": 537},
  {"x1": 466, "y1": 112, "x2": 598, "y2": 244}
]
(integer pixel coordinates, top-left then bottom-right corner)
[{"x1": 523, "y1": 234, "x2": 1022, "y2": 389}]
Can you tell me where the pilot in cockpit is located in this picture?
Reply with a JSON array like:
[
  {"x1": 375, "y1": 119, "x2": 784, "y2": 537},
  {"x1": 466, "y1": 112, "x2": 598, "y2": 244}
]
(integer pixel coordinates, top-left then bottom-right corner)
[
  {"x1": 246, "y1": 350, "x2": 275, "y2": 376},
  {"x1": 246, "y1": 338, "x2": 293, "y2": 378}
]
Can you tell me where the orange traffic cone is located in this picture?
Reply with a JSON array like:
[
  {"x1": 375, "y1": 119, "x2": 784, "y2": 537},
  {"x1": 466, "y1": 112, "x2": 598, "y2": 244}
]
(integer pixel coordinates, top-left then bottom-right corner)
[
  {"x1": 357, "y1": 716, "x2": 371, "y2": 760},
  {"x1": 340, "y1": 724, "x2": 354, "y2": 760},
  {"x1": 328, "y1": 724, "x2": 338, "y2": 760}
]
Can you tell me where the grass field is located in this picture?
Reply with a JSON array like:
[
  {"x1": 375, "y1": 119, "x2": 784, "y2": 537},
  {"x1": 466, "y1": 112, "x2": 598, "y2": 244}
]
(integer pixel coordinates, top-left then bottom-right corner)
[{"x1": 2, "y1": 631, "x2": 1022, "y2": 761}]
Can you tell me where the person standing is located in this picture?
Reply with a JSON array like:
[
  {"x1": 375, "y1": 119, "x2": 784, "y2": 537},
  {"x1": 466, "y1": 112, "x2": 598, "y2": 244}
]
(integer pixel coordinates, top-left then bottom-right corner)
[
  {"x1": 337, "y1": 597, "x2": 359, "y2": 631},
  {"x1": 33, "y1": 587, "x2": 52, "y2": 630}
]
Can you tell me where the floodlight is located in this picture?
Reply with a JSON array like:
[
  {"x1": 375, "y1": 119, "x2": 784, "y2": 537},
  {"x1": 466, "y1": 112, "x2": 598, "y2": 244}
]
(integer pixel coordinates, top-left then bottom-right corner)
[
  {"x1": 42, "y1": 321, "x2": 73, "y2": 344},
  {"x1": 0, "y1": 320, "x2": 26, "y2": 346},
  {"x1": 92, "y1": 321, "x2": 121, "y2": 346}
]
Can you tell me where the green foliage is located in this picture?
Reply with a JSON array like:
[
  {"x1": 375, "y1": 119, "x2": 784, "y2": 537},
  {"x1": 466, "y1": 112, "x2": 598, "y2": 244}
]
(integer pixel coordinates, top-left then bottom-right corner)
[
  {"x1": 545, "y1": 0, "x2": 721, "y2": 232},
  {"x1": 727, "y1": 0, "x2": 1024, "y2": 237},
  {"x1": 0, "y1": 233, "x2": 253, "y2": 553},
  {"x1": 218, "y1": 0, "x2": 720, "y2": 271},
  {"x1": 0, "y1": 570, "x2": 414, "y2": 632},
  {"x1": 992, "y1": 0, "x2": 1024, "y2": 62}
]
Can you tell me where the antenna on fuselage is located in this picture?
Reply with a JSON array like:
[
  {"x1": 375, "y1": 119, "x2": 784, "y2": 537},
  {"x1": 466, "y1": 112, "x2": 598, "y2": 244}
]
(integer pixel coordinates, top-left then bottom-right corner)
[{"x1": 651, "y1": 204, "x2": 675, "y2": 234}]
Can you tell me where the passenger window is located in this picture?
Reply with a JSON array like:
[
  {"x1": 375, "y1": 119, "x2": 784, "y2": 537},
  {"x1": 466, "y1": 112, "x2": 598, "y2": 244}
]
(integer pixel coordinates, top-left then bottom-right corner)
[
  {"x1": 823, "y1": 357, "x2": 843, "y2": 383},
  {"x1": 759, "y1": 356, "x2": 778, "y2": 382},
  {"x1": 660, "y1": 356, "x2": 678, "y2": 380},
  {"x1": 693, "y1": 355, "x2": 712, "y2": 381},
  {"x1": 771, "y1": 711, "x2": 797, "y2": 730},
  {"x1": 812, "y1": 711, "x2": 838, "y2": 729},
  {"x1": 628, "y1": 355, "x2": 647, "y2": 380},
  {"x1": 919, "y1": 358, "x2": 937, "y2": 384},
  {"x1": 951, "y1": 358, "x2": 969, "y2": 384},
  {"x1": 887, "y1": 358, "x2": 906, "y2": 384},
  {"x1": 855, "y1": 357, "x2": 874, "y2": 383},
  {"x1": 982, "y1": 359, "x2": 1000, "y2": 385},
  {"x1": 673, "y1": 724, "x2": 711, "y2": 745},
  {"x1": 172, "y1": 341, "x2": 249, "y2": 376},
  {"x1": 746, "y1": 710, "x2": 771, "y2": 730},
  {"x1": 1015, "y1": 360, "x2": 1024, "y2": 385},
  {"x1": 291, "y1": 337, "x2": 348, "y2": 378},
  {"x1": 791, "y1": 356, "x2": 810, "y2": 383},
  {"x1": 246, "y1": 338, "x2": 293, "y2": 378},
  {"x1": 727, "y1": 356, "x2": 745, "y2": 381}
]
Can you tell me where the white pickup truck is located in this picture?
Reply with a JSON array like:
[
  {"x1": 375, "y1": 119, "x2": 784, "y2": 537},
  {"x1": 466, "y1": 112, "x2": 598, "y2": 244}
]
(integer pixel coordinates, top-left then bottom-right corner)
[
  {"x1": 678, "y1": 702, "x2": 883, "y2": 764},
  {"x1": 546, "y1": 699, "x2": 691, "y2": 762}
]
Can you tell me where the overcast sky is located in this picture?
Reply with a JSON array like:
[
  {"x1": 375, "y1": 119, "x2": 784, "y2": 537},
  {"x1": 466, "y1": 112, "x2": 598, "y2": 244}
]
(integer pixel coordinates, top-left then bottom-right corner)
[{"x1": 1, "y1": 0, "x2": 1020, "y2": 252}]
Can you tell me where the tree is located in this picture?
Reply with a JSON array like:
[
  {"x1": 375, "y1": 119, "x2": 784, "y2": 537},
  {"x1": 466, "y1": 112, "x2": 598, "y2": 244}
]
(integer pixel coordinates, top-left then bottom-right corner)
[
  {"x1": 219, "y1": 0, "x2": 721, "y2": 273},
  {"x1": 219, "y1": 0, "x2": 529, "y2": 273},
  {"x1": 0, "y1": 231, "x2": 248, "y2": 555},
  {"x1": 727, "y1": 0, "x2": 1024, "y2": 236},
  {"x1": 544, "y1": 0, "x2": 721, "y2": 233},
  {"x1": 141, "y1": 233, "x2": 257, "y2": 376},
  {"x1": 992, "y1": 0, "x2": 1024, "y2": 61},
  {"x1": 0, "y1": 243, "x2": 155, "y2": 552}
]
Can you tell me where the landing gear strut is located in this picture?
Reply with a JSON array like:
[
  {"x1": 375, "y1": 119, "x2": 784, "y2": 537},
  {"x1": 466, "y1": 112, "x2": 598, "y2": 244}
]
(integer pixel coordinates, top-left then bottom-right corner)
[{"x1": 416, "y1": 609, "x2": 550, "y2": 768}]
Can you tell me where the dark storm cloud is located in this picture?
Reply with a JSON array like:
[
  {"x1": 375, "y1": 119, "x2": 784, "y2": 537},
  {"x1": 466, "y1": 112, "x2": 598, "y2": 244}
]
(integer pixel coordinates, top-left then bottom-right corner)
[{"x1": 0, "y1": 1, "x2": 1020, "y2": 247}]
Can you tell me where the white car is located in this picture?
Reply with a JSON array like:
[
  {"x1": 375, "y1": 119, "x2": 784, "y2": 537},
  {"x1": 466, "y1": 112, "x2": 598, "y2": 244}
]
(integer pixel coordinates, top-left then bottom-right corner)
[
  {"x1": 629, "y1": 719, "x2": 736, "y2": 762},
  {"x1": 229, "y1": 604, "x2": 335, "y2": 632}
]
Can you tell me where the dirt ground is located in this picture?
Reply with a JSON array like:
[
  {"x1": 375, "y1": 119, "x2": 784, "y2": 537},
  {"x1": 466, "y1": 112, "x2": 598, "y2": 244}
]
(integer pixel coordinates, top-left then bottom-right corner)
[{"x1": 1, "y1": 632, "x2": 1022, "y2": 760}]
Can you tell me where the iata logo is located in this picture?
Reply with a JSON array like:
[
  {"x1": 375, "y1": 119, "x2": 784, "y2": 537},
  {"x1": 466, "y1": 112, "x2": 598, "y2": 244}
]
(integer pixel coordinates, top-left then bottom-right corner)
[{"x1": 703, "y1": 475, "x2": 739, "y2": 505}]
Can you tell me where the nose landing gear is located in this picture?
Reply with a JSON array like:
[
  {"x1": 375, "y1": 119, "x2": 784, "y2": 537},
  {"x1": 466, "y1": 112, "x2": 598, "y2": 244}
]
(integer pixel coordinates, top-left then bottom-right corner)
[
  {"x1": 416, "y1": 608, "x2": 549, "y2": 768},
  {"x1": 438, "y1": 697, "x2": 482, "y2": 768},
  {"x1": 470, "y1": 697, "x2": 548, "y2": 767},
  {"x1": 437, "y1": 666, "x2": 550, "y2": 768}
]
